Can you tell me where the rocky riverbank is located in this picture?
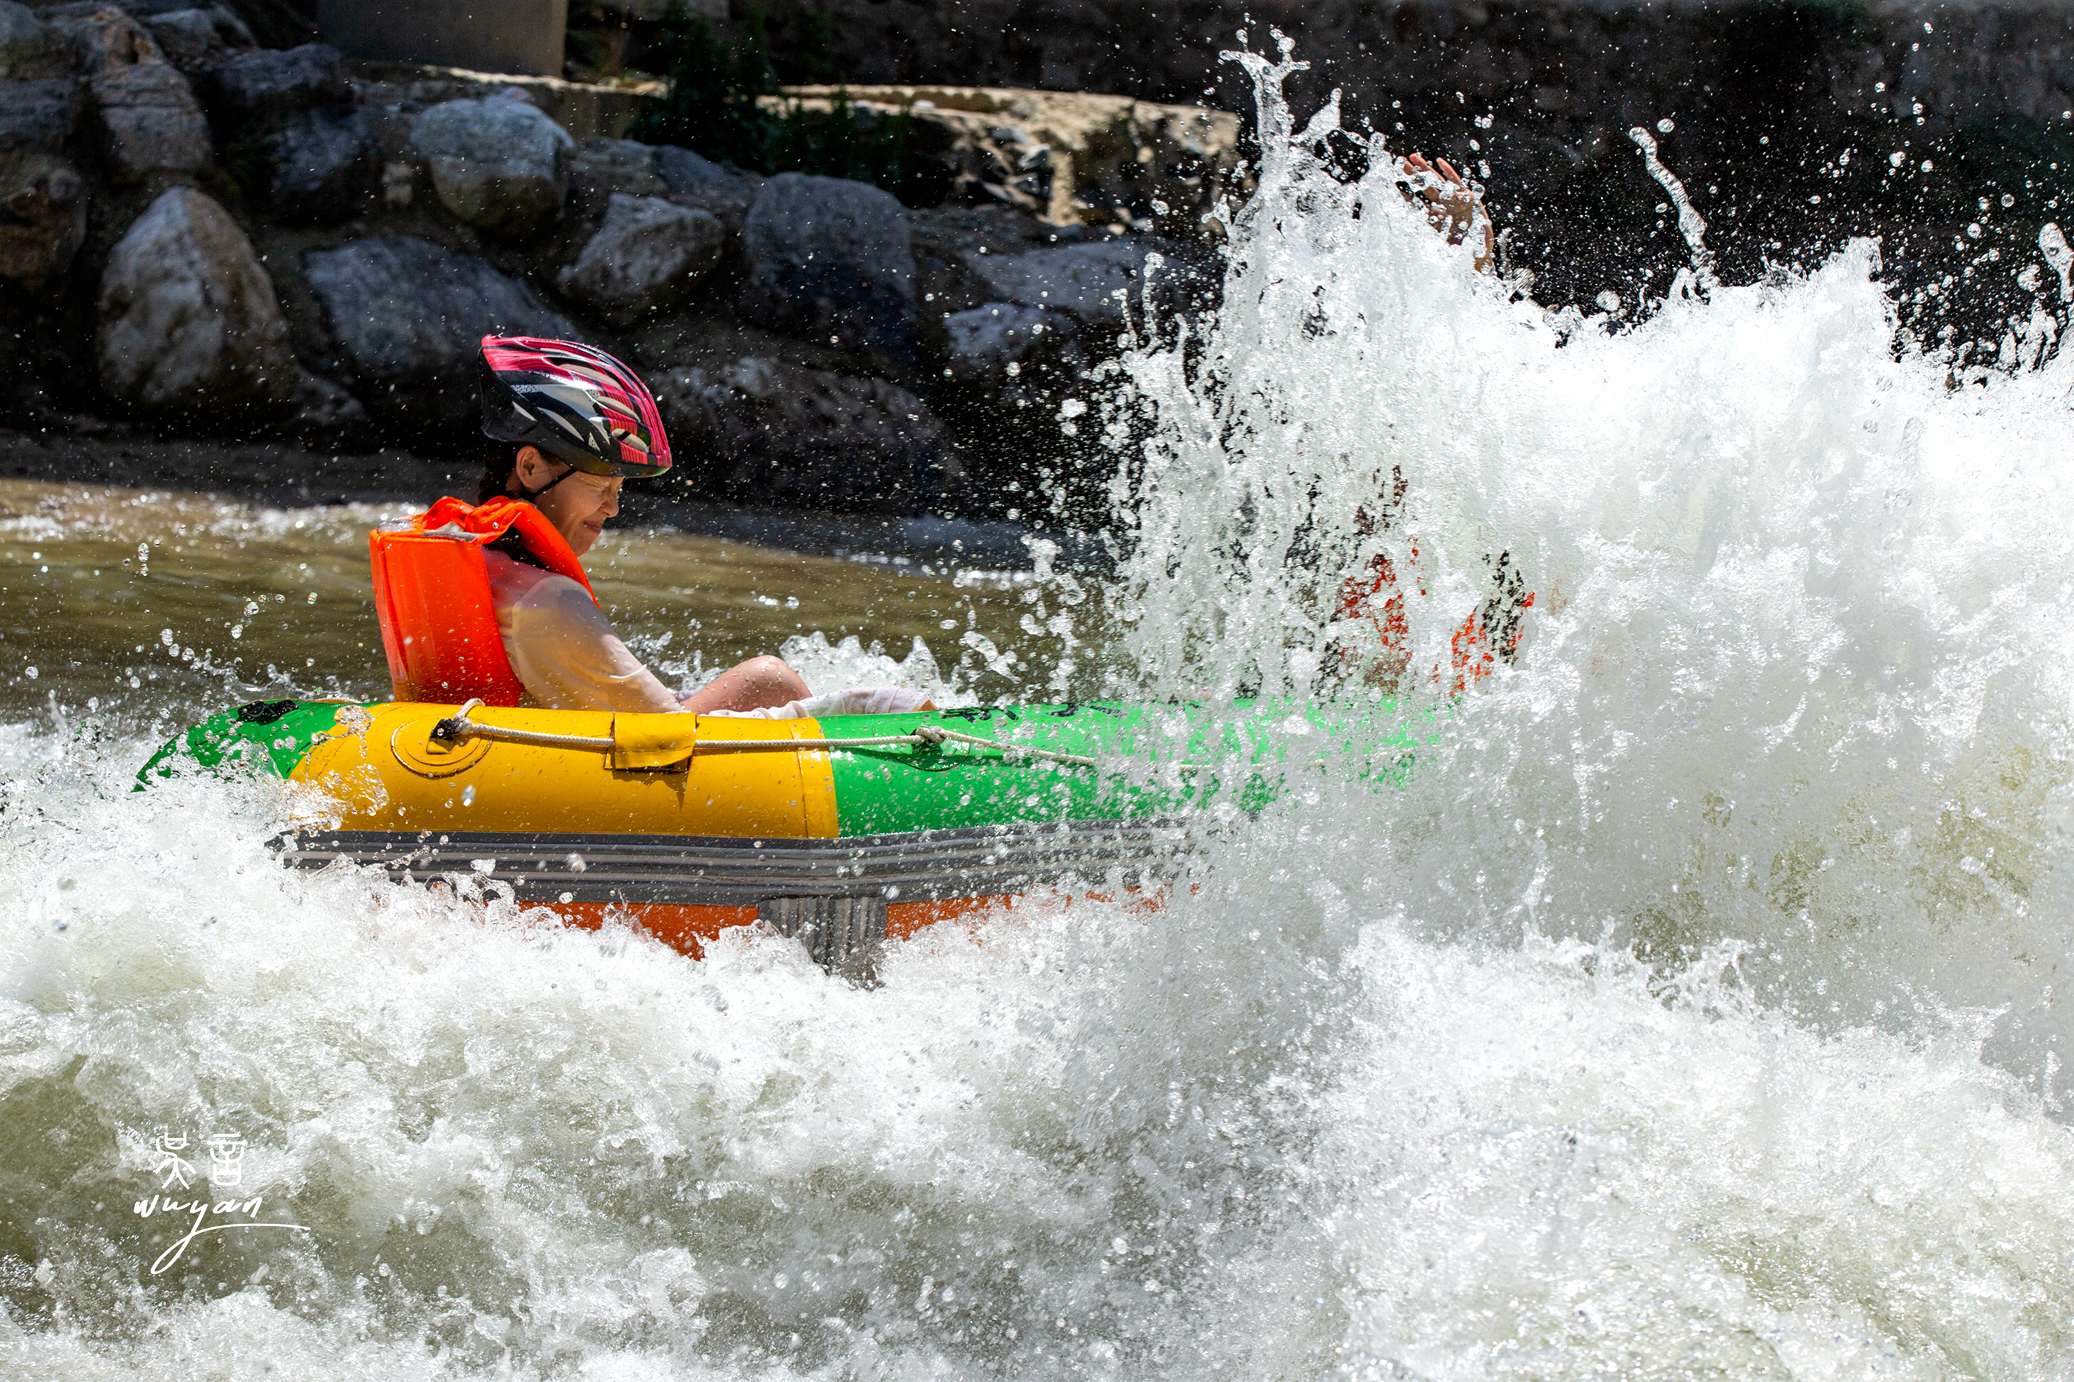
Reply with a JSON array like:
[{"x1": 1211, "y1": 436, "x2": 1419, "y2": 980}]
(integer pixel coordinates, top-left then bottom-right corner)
[
  {"x1": 0, "y1": 1, "x2": 1237, "y2": 533},
  {"x1": 7, "y1": 0, "x2": 2066, "y2": 537},
  {"x1": 730, "y1": 0, "x2": 2074, "y2": 319}
]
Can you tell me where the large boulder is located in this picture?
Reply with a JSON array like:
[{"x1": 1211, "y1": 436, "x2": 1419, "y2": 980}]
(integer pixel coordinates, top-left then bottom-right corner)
[
  {"x1": 141, "y1": 6, "x2": 253, "y2": 75},
  {"x1": 0, "y1": 75, "x2": 83, "y2": 292},
  {"x1": 651, "y1": 357, "x2": 964, "y2": 513},
  {"x1": 556, "y1": 192, "x2": 722, "y2": 327},
  {"x1": 0, "y1": 150, "x2": 83, "y2": 291},
  {"x1": 565, "y1": 136, "x2": 667, "y2": 204},
  {"x1": 262, "y1": 105, "x2": 372, "y2": 223},
  {"x1": 943, "y1": 301, "x2": 1077, "y2": 385},
  {"x1": 742, "y1": 172, "x2": 916, "y2": 362},
  {"x1": 963, "y1": 238, "x2": 1196, "y2": 332},
  {"x1": 303, "y1": 235, "x2": 581, "y2": 426},
  {"x1": 46, "y1": 5, "x2": 209, "y2": 180},
  {"x1": 199, "y1": 41, "x2": 348, "y2": 125},
  {"x1": 91, "y1": 59, "x2": 211, "y2": 178},
  {"x1": 656, "y1": 143, "x2": 743, "y2": 193},
  {"x1": 0, "y1": 1, "x2": 67, "y2": 79},
  {"x1": 408, "y1": 92, "x2": 571, "y2": 241},
  {"x1": 191, "y1": 42, "x2": 366, "y2": 223},
  {"x1": 95, "y1": 187, "x2": 359, "y2": 432},
  {"x1": 0, "y1": 79, "x2": 80, "y2": 153},
  {"x1": 44, "y1": 2, "x2": 138, "y2": 69}
]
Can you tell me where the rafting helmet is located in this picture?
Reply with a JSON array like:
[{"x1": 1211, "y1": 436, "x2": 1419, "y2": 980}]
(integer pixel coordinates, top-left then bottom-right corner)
[{"x1": 478, "y1": 336, "x2": 673, "y2": 479}]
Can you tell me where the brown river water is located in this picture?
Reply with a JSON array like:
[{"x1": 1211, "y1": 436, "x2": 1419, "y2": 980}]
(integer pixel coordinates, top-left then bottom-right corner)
[{"x1": 0, "y1": 478, "x2": 1069, "y2": 726}]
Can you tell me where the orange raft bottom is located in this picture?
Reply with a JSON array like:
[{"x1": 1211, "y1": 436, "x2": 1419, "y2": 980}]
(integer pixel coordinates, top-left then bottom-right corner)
[{"x1": 550, "y1": 891, "x2": 1166, "y2": 960}]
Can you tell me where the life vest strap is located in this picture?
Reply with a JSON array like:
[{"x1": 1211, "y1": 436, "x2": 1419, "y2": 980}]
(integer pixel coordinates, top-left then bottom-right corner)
[{"x1": 413, "y1": 495, "x2": 596, "y2": 600}]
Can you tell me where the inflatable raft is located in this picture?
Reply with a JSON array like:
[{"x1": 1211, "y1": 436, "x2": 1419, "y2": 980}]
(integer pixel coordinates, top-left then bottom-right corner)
[{"x1": 141, "y1": 697, "x2": 1429, "y2": 972}]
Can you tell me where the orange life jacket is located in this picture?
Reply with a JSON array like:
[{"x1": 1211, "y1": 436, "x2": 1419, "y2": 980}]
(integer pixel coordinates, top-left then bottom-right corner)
[
  {"x1": 1334, "y1": 547, "x2": 1534, "y2": 696},
  {"x1": 368, "y1": 496, "x2": 596, "y2": 705}
]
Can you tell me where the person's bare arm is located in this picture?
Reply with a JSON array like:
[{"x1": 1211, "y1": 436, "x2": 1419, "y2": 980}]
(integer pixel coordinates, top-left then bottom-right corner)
[
  {"x1": 679, "y1": 655, "x2": 810, "y2": 714},
  {"x1": 687, "y1": 674, "x2": 941, "y2": 718},
  {"x1": 1399, "y1": 152, "x2": 1494, "y2": 273}
]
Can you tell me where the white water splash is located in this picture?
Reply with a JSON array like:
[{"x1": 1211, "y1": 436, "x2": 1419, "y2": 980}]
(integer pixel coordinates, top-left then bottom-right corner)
[
  {"x1": 8, "y1": 37, "x2": 2074, "y2": 1382},
  {"x1": 1629, "y1": 125, "x2": 1719, "y2": 291},
  {"x1": 2041, "y1": 220, "x2": 2073, "y2": 306},
  {"x1": 1100, "y1": 42, "x2": 2074, "y2": 1368}
]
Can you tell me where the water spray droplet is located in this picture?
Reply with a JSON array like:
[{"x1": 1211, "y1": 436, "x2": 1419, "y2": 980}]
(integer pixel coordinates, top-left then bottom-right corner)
[
  {"x1": 1628, "y1": 127, "x2": 1718, "y2": 289},
  {"x1": 2039, "y1": 223, "x2": 2072, "y2": 303}
]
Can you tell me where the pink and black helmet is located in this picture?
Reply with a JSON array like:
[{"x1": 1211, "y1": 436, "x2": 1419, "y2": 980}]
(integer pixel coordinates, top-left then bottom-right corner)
[{"x1": 478, "y1": 336, "x2": 672, "y2": 479}]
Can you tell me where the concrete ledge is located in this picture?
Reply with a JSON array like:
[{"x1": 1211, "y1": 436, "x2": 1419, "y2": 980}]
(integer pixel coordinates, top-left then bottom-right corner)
[
  {"x1": 318, "y1": 0, "x2": 569, "y2": 79},
  {"x1": 349, "y1": 61, "x2": 661, "y2": 142}
]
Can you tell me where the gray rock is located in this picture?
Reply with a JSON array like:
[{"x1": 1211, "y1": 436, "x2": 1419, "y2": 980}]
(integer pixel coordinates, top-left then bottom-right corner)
[
  {"x1": 0, "y1": 79, "x2": 80, "y2": 153},
  {"x1": 656, "y1": 143, "x2": 742, "y2": 192},
  {"x1": 652, "y1": 356, "x2": 964, "y2": 513},
  {"x1": 743, "y1": 172, "x2": 916, "y2": 361},
  {"x1": 264, "y1": 105, "x2": 372, "y2": 223},
  {"x1": 964, "y1": 239, "x2": 1174, "y2": 330},
  {"x1": 303, "y1": 235, "x2": 580, "y2": 426},
  {"x1": 567, "y1": 136, "x2": 662, "y2": 197},
  {"x1": 201, "y1": 42, "x2": 348, "y2": 124},
  {"x1": 0, "y1": 1, "x2": 65, "y2": 79},
  {"x1": 142, "y1": 5, "x2": 252, "y2": 75},
  {"x1": 409, "y1": 92, "x2": 571, "y2": 242},
  {"x1": 943, "y1": 301, "x2": 1076, "y2": 384},
  {"x1": 556, "y1": 192, "x2": 722, "y2": 327},
  {"x1": 282, "y1": 368, "x2": 364, "y2": 441},
  {"x1": 90, "y1": 55, "x2": 211, "y2": 178},
  {"x1": 0, "y1": 150, "x2": 83, "y2": 291},
  {"x1": 185, "y1": 42, "x2": 367, "y2": 223},
  {"x1": 563, "y1": 137, "x2": 672, "y2": 225},
  {"x1": 96, "y1": 186, "x2": 302, "y2": 414},
  {"x1": 43, "y1": 3, "x2": 152, "y2": 72},
  {"x1": 47, "y1": 6, "x2": 210, "y2": 179}
]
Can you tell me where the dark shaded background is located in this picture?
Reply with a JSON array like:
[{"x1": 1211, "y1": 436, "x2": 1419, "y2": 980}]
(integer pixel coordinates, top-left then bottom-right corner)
[{"x1": 612, "y1": 0, "x2": 2074, "y2": 345}]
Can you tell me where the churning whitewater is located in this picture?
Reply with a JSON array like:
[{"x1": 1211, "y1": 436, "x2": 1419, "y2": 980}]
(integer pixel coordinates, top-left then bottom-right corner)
[{"x1": 8, "y1": 44, "x2": 2074, "y2": 1380}]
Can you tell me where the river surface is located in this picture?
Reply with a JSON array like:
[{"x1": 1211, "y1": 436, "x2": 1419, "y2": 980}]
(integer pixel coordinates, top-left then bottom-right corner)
[
  {"x1": 0, "y1": 479, "x2": 1050, "y2": 723},
  {"x1": 9, "y1": 48, "x2": 2074, "y2": 1381}
]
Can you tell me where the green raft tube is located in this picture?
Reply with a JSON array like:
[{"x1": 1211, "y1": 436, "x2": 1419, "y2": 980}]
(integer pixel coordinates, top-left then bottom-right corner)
[{"x1": 141, "y1": 697, "x2": 1433, "y2": 967}]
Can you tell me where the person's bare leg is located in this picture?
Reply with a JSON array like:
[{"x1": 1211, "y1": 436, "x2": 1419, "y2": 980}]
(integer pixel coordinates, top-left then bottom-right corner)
[{"x1": 679, "y1": 655, "x2": 811, "y2": 714}]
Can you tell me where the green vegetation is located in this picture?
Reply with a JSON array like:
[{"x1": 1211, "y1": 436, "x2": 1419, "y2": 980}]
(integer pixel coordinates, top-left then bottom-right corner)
[{"x1": 627, "y1": 4, "x2": 920, "y2": 198}]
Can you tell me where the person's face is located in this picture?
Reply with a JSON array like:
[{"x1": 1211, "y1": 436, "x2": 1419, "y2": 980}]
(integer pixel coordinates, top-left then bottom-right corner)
[{"x1": 510, "y1": 446, "x2": 622, "y2": 556}]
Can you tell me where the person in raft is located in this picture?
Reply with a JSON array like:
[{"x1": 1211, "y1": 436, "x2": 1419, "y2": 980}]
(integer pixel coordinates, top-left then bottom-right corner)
[
  {"x1": 468, "y1": 335, "x2": 934, "y2": 717},
  {"x1": 1323, "y1": 153, "x2": 1533, "y2": 696}
]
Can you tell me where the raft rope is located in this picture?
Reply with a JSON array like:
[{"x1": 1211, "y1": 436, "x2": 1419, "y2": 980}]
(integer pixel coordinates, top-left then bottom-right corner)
[{"x1": 431, "y1": 700, "x2": 1104, "y2": 770}]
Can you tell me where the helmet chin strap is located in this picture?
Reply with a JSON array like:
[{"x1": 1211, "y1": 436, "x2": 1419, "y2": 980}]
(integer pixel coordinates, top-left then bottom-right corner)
[{"x1": 512, "y1": 459, "x2": 578, "y2": 502}]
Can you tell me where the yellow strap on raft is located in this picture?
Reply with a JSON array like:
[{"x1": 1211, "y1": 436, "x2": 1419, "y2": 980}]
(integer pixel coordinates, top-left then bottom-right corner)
[{"x1": 612, "y1": 713, "x2": 700, "y2": 771}]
